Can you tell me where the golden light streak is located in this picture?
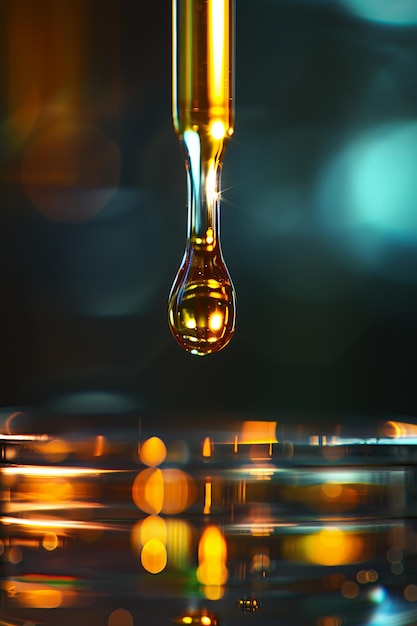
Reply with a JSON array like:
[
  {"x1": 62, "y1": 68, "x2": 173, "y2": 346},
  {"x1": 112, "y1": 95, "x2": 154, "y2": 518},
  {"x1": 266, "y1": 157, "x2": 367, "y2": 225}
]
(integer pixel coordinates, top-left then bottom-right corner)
[
  {"x1": 1, "y1": 516, "x2": 114, "y2": 532},
  {"x1": 172, "y1": 0, "x2": 234, "y2": 136},
  {"x1": 1, "y1": 466, "x2": 120, "y2": 477},
  {"x1": 5, "y1": 501, "x2": 102, "y2": 514},
  {"x1": 0, "y1": 434, "x2": 48, "y2": 442},
  {"x1": 250, "y1": 523, "x2": 275, "y2": 537},
  {"x1": 205, "y1": 163, "x2": 218, "y2": 209},
  {"x1": 208, "y1": 0, "x2": 227, "y2": 108}
]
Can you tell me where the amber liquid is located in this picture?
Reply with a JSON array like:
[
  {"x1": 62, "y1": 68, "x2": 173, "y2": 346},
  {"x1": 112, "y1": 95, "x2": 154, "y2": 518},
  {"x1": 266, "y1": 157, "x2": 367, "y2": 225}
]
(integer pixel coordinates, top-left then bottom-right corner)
[
  {"x1": 172, "y1": 0, "x2": 234, "y2": 138},
  {"x1": 169, "y1": 0, "x2": 236, "y2": 356},
  {"x1": 168, "y1": 243, "x2": 235, "y2": 355}
]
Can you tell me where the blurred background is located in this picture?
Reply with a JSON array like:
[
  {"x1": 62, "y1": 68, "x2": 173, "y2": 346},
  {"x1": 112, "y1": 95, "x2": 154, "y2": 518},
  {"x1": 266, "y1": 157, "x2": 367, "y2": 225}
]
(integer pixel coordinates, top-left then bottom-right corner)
[{"x1": 1, "y1": 0, "x2": 417, "y2": 423}]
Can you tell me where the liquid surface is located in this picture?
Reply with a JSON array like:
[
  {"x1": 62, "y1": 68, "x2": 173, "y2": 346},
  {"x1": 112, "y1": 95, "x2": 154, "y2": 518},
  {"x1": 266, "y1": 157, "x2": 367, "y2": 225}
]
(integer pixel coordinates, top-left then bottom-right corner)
[
  {"x1": 3, "y1": 413, "x2": 417, "y2": 626},
  {"x1": 168, "y1": 243, "x2": 236, "y2": 355}
]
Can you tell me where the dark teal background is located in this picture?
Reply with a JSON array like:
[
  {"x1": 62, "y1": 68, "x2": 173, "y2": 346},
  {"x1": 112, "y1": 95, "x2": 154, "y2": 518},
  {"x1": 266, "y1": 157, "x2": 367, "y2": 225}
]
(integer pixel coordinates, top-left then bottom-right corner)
[{"x1": 1, "y1": 0, "x2": 417, "y2": 422}]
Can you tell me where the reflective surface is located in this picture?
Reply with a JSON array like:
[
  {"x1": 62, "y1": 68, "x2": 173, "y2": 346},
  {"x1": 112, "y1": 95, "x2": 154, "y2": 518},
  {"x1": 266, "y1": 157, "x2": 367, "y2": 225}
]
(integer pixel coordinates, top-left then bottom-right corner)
[
  {"x1": 168, "y1": 0, "x2": 236, "y2": 355},
  {"x1": 3, "y1": 411, "x2": 417, "y2": 625}
]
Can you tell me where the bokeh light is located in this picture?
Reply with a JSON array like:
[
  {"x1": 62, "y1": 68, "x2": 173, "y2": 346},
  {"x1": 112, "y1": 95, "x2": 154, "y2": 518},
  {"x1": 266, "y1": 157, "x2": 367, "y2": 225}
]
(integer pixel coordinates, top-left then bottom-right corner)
[
  {"x1": 21, "y1": 588, "x2": 63, "y2": 608},
  {"x1": 404, "y1": 584, "x2": 417, "y2": 602},
  {"x1": 317, "y1": 121, "x2": 417, "y2": 278},
  {"x1": 317, "y1": 617, "x2": 342, "y2": 626},
  {"x1": 160, "y1": 469, "x2": 196, "y2": 514},
  {"x1": 197, "y1": 524, "x2": 229, "y2": 596},
  {"x1": 131, "y1": 467, "x2": 196, "y2": 515},
  {"x1": 21, "y1": 122, "x2": 120, "y2": 222},
  {"x1": 202, "y1": 436, "x2": 212, "y2": 458},
  {"x1": 42, "y1": 532, "x2": 58, "y2": 551},
  {"x1": 140, "y1": 515, "x2": 167, "y2": 545},
  {"x1": 166, "y1": 519, "x2": 193, "y2": 569},
  {"x1": 284, "y1": 527, "x2": 365, "y2": 566},
  {"x1": 108, "y1": 608, "x2": 134, "y2": 626},
  {"x1": 339, "y1": 0, "x2": 417, "y2": 25},
  {"x1": 4, "y1": 1, "x2": 85, "y2": 153},
  {"x1": 41, "y1": 438, "x2": 69, "y2": 463},
  {"x1": 8, "y1": 546, "x2": 23, "y2": 564},
  {"x1": 132, "y1": 467, "x2": 164, "y2": 515},
  {"x1": 341, "y1": 580, "x2": 360, "y2": 599},
  {"x1": 140, "y1": 436, "x2": 167, "y2": 467},
  {"x1": 141, "y1": 537, "x2": 167, "y2": 574}
]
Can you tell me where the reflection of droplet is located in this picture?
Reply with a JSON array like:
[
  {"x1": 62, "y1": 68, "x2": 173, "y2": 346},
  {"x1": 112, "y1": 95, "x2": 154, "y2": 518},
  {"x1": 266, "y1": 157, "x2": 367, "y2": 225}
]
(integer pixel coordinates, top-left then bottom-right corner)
[
  {"x1": 21, "y1": 122, "x2": 120, "y2": 222},
  {"x1": 198, "y1": 524, "x2": 228, "y2": 595},
  {"x1": 140, "y1": 515, "x2": 167, "y2": 545},
  {"x1": 140, "y1": 436, "x2": 167, "y2": 467},
  {"x1": 132, "y1": 467, "x2": 164, "y2": 515},
  {"x1": 141, "y1": 538, "x2": 167, "y2": 574}
]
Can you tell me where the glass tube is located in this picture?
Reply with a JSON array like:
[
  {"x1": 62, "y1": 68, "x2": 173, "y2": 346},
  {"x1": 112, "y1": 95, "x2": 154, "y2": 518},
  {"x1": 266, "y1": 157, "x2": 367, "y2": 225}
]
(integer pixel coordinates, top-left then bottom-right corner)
[{"x1": 168, "y1": 0, "x2": 236, "y2": 356}]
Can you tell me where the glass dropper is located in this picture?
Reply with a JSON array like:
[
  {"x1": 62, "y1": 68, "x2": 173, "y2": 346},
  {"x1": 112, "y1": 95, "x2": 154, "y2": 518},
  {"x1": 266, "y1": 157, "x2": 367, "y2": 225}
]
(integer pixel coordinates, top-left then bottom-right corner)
[{"x1": 168, "y1": 0, "x2": 236, "y2": 356}]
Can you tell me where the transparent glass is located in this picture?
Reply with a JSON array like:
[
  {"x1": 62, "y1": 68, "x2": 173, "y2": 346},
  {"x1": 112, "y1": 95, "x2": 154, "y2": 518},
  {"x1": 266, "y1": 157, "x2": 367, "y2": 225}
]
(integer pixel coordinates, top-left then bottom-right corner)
[{"x1": 168, "y1": 0, "x2": 236, "y2": 356}]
